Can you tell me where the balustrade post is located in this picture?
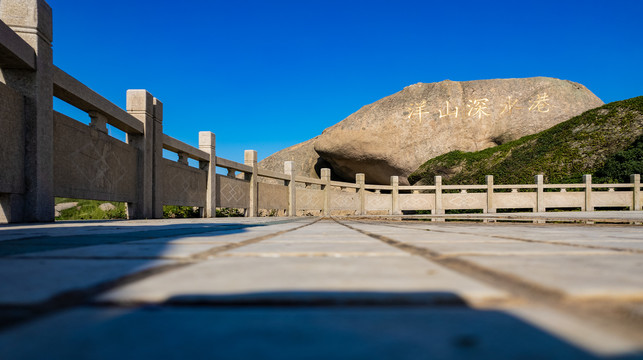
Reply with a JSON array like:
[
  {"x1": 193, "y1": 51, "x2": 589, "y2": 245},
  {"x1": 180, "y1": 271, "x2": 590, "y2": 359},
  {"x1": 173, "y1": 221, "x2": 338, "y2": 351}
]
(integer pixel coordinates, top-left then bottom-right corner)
[
  {"x1": 322, "y1": 168, "x2": 331, "y2": 217},
  {"x1": 632, "y1": 174, "x2": 641, "y2": 211},
  {"x1": 177, "y1": 152, "x2": 189, "y2": 165},
  {"x1": 486, "y1": 175, "x2": 495, "y2": 213},
  {"x1": 126, "y1": 90, "x2": 156, "y2": 219},
  {"x1": 0, "y1": 0, "x2": 54, "y2": 222},
  {"x1": 391, "y1": 176, "x2": 401, "y2": 215},
  {"x1": 244, "y1": 150, "x2": 258, "y2": 217},
  {"x1": 151, "y1": 98, "x2": 163, "y2": 218},
  {"x1": 199, "y1": 132, "x2": 217, "y2": 217},
  {"x1": 88, "y1": 111, "x2": 108, "y2": 134},
  {"x1": 284, "y1": 161, "x2": 296, "y2": 216},
  {"x1": 356, "y1": 173, "x2": 365, "y2": 215},
  {"x1": 535, "y1": 174, "x2": 545, "y2": 212},
  {"x1": 434, "y1": 176, "x2": 443, "y2": 215},
  {"x1": 583, "y1": 174, "x2": 593, "y2": 211}
]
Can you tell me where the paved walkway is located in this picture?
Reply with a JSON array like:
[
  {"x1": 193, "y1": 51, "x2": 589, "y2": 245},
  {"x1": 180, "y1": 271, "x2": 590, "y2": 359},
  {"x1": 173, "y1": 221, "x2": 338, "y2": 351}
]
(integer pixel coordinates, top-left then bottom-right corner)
[{"x1": 1, "y1": 216, "x2": 643, "y2": 359}]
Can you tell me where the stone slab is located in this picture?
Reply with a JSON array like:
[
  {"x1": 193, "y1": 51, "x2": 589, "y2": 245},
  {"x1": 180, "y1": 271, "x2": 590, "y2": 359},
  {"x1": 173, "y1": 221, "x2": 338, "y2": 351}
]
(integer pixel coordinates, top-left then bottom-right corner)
[
  {"x1": 99, "y1": 256, "x2": 508, "y2": 305},
  {"x1": 0, "y1": 220, "x2": 311, "y2": 256},
  {"x1": 0, "y1": 218, "x2": 313, "y2": 242},
  {"x1": 405, "y1": 241, "x2": 617, "y2": 256},
  {"x1": 422, "y1": 224, "x2": 643, "y2": 242},
  {"x1": 344, "y1": 222, "x2": 504, "y2": 242},
  {"x1": 461, "y1": 254, "x2": 643, "y2": 299},
  {"x1": 506, "y1": 305, "x2": 643, "y2": 356},
  {"x1": 562, "y1": 241, "x2": 643, "y2": 252},
  {"x1": 14, "y1": 243, "x2": 226, "y2": 259},
  {"x1": 0, "y1": 306, "x2": 612, "y2": 360},
  {"x1": 223, "y1": 241, "x2": 408, "y2": 257},
  {"x1": 0, "y1": 259, "x2": 176, "y2": 305}
]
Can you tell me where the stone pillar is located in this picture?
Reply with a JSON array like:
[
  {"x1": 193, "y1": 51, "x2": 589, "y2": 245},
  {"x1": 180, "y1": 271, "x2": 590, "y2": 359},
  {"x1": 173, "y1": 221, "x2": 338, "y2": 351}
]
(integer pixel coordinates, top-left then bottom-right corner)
[
  {"x1": 391, "y1": 176, "x2": 401, "y2": 215},
  {"x1": 284, "y1": 161, "x2": 296, "y2": 217},
  {"x1": 126, "y1": 90, "x2": 154, "y2": 219},
  {"x1": 244, "y1": 150, "x2": 258, "y2": 217},
  {"x1": 583, "y1": 174, "x2": 593, "y2": 211},
  {"x1": 356, "y1": 173, "x2": 365, "y2": 215},
  {"x1": 434, "y1": 176, "x2": 443, "y2": 215},
  {"x1": 486, "y1": 175, "x2": 495, "y2": 213},
  {"x1": 631, "y1": 174, "x2": 640, "y2": 211},
  {"x1": 321, "y1": 168, "x2": 331, "y2": 217},
  {"x1": 151, "y1": 98, "x2": 163, "y2": 218},
  {"x1": 535, "y1": 175, "x2": 545, "y2": 212},
  {"x1": 0, "y1": 0, "x2": 54, "y2": 222},
  {"x1": 199, "y1": 132, "x2": 217, "y2": 218}
]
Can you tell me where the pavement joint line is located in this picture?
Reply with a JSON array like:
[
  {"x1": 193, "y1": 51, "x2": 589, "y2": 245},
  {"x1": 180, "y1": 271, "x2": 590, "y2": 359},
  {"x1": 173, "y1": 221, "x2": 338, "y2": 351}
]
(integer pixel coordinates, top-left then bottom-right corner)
[
  {"x1": 432, "y1": 251, "x2": 625, "y2": 259},
  {"x1": 0, "y1": 218, "x2": 321, "y2": 332},
  {"x1": 349, "y1": 219, "x2": 643, "y2": 255},
  {"x1": 216, "y1": 252, "x2": 411, "y2": 258},
  {"x1": 333, "y1": 217, "x2": 643, "y2": 343}
]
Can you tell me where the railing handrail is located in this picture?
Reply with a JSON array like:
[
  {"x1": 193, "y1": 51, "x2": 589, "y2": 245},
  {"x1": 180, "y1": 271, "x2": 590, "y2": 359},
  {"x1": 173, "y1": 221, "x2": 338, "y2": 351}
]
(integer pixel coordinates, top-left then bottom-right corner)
[
  {"x1": 163, "y1": 134, "x2": 209, "y2": 162},
  {"x1": 53, "y1": 67, "x2": 144, "y2": 134},
  {"x1": 215, "y1": 157, "x2": 252, "y2": 173},
  {"x1": 0, "y1": 20, "x2": 35, "y2": 70}
]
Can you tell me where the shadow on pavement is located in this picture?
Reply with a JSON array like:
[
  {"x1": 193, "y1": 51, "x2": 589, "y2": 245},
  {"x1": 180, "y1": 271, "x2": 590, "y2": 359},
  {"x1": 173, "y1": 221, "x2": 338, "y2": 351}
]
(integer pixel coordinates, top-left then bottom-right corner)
[
  {"x1": 0, "y1": 221, "x2": 260, "y2": 256},
  {"x1": 0, "y1": 291, "x2": 641, "y2": 359}
]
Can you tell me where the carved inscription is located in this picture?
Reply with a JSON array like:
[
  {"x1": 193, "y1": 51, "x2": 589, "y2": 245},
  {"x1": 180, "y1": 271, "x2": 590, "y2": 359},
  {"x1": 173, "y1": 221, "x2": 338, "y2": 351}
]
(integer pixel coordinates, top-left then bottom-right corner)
[{"x1": 403, "y1": 93, "x2": 555, "y2": 122}]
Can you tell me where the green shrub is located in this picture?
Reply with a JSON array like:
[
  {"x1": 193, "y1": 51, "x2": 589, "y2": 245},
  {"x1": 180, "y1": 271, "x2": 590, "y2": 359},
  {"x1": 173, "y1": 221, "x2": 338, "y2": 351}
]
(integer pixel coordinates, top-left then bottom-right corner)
[{"x1": 163, "y1": 205, "x2": 201, "y2": 218}]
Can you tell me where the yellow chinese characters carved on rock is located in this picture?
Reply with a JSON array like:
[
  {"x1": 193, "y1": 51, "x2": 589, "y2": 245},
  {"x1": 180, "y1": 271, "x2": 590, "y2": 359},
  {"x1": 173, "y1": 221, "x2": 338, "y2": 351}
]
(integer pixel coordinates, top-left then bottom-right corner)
[
  {"x1": 407, "y1": 100, "x2": 428, "y2": 122},
  {"x1": 529, "y1": 93, "x2": 552, "y2": 113},
  {"x1": 439, "y1": 101, "x2": 458, "y2": 119},
  {"x1": 499, "y1": 96, "x2": 523, "y2": 116},
  {"x1": 467, "y1": 98, "x2": 490, "y2": 119}
]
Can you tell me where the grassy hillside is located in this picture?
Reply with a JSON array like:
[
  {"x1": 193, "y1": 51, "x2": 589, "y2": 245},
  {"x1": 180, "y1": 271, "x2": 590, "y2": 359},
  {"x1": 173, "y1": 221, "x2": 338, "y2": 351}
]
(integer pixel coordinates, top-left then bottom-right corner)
[{"x1": 408, "y1": 96, "x2": 643, "y2": 185}]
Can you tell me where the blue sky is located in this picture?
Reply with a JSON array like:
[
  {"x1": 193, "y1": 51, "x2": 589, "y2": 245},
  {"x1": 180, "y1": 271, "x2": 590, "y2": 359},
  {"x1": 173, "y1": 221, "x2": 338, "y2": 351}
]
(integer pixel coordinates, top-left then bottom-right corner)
[{"x1": 48, "y1": 0, "x2": 643, "y2": 163}]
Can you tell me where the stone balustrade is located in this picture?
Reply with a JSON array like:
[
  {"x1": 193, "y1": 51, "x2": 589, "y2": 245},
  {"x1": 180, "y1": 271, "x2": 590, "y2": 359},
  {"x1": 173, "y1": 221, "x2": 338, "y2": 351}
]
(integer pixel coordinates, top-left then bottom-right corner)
[{"x1": 0, "y1": 0, "x2": 641, "y2": 223}]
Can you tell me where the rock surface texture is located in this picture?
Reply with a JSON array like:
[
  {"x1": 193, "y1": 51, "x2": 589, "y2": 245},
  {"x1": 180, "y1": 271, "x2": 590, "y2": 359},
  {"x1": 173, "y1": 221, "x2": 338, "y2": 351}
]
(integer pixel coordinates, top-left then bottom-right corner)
[
  {"x1": 259, "y1": 137, "x2": 331, "y2": 180},
  {"x1": 263, "y1": 77, "x2": 603, "y2": 185}
]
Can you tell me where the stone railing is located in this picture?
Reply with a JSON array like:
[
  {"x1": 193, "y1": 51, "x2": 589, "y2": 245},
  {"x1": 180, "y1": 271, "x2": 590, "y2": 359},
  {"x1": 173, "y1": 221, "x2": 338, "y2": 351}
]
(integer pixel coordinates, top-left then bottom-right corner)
[{"x1": 0, "y1": 1, "x2": 641, "y2": 223}]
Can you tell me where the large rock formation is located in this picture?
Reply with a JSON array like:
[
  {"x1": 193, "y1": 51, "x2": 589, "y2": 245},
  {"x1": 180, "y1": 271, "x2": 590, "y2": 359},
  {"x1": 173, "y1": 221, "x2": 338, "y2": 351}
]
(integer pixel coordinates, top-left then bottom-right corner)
[
  {"x1": 259, "y1": 137, "x2": 330, "y2": 180},
  {"x1": 261, "y1": 77, "x2": 603, "y2": 185},
  {"x1": 315, "y1": 77, "x2": 603, "y2": 184}
]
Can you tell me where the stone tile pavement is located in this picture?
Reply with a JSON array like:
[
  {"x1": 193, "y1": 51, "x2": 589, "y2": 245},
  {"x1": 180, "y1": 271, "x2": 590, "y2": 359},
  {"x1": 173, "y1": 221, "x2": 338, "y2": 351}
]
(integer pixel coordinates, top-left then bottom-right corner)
[{"x1": 1, "y1": 216, "x2": 643, "y2": 359}]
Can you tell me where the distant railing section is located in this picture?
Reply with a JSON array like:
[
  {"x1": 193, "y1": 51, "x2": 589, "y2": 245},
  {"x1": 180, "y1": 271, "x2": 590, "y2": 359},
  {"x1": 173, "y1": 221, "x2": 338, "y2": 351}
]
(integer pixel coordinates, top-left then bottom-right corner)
[{"x1": 0, "y1": 1, "x2": 641, "y2": 223}]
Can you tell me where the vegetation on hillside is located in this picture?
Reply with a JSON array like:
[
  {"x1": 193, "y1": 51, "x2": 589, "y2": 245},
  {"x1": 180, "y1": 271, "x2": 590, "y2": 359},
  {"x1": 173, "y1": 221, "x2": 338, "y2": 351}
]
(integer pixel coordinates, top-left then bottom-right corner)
[{"x1": 408, "y1": 96, "x2": 643, "y2": 185}]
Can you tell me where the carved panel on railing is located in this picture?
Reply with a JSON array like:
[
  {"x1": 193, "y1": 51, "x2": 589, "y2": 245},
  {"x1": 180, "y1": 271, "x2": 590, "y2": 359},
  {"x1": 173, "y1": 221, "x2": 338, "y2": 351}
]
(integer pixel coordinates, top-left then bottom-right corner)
[
  {"x1": 162, "y1": 159, "x2": 206, "y2": 207},
  {"x1": 331, "y1": 190, "x2": 359, "y2": 210},
  {"x1": 443, "y1": 193, "x2": 486, "y2": 210},
  {"x1": 216, "y1": 174, "x2": 249, "y2": 208},
  {"x1": 53, "y1": 112, "x2": 137, "y2": 202},
  {"x1": 366, "y1": 193, "x2": 391, "y2": 211},
  {"x1": 258, "y1": 182, "x2": 288, "y2": 209},
  {"x1": 296, "y1": 188, "x2": 323, "y2": 210},
  {"x1": 494, "y1": 192, "x2": 536, "y2": 209},
  {"x1": 544, "y1": 192, "x2": 584, "y2": 208},
  {"x1": 400, "y1": 194, "x2": 434, "y2": 210},
  {"x1": 593, "y1": 191, "x2": 632, "y2": 208},
  {"x1": 0, "y1": 82, "x2": 24, "y2": 194}
]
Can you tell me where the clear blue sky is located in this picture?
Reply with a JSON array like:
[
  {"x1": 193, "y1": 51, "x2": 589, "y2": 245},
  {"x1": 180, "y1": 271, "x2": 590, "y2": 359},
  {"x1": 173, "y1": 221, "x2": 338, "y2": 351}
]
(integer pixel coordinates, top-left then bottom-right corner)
[{"x1": 48, "y1": 0, "x2": 643, "y2": 163}]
